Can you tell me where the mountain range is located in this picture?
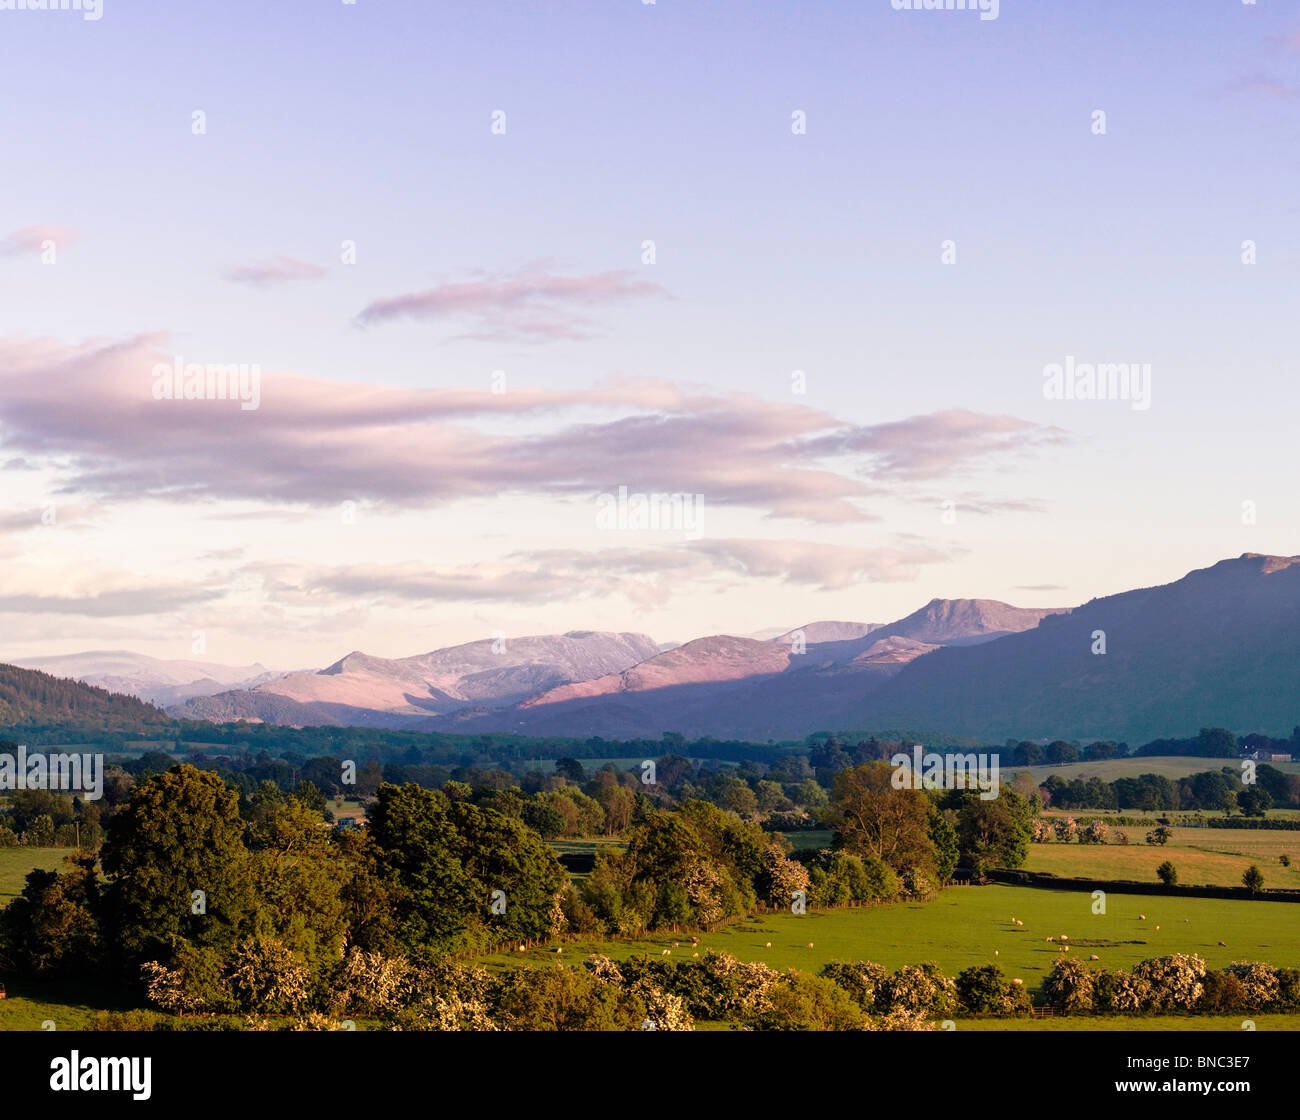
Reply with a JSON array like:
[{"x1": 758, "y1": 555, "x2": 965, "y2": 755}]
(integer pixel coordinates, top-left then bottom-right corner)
[
  {"x1": 9, "y1": 651, "x2": 283, "y2": 707},
  {"x1": 5, "y1": 554, "x2": 1297, "y2": 743}
]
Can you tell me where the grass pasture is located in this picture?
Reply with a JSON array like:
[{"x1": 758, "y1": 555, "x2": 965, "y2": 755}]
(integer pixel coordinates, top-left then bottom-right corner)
[
  {"x1": 0, "y1": 847, "x2": 77, "y2": 903},
  {"x1": 1027, "y1": 828, "x2": 1300, "y2": 889},
  {"x1": 478, "y1": 883, "x2": 1300, "y2": 982},
  {"x1": 1014, "y1": 755, "x2": 1300, "y2": 785}
]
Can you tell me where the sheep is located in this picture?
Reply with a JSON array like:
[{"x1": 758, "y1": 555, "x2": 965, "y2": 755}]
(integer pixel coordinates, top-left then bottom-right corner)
[
  {"x1": 662, "y1": 949, "x2": 670, "y2": 956},
  {"x1": 517, "y1": 945, "x2": 526, "y2": 952},
  {"x1": 806, "y1": 942, "x2": 815, "y2": 949},
  {"x1": 1139, "y1": 913, "x2": 1146, "y2": 920},
  {"x1": 1090, "y1": 954, "x2": 1100, "y2": 961},
  {"x1": 1060, "y1": 934, "x2": 1069, "y2": 941},
  {"x1": 1155, "y1": 925, "x2": 1160, "y2": 931},
  {"x1": 1047, "y1": 936, "x2": 1055, "y2": 942},
  {"x1": 994, "y1": 950, "x2": 999, "y2": 956},
  {"x1": 672, "y1": 941, "x2": 679, "y2": 948},
  {"x1": 765, "y1": 941, "x2": 772, "y2": 948},
  {"x1": 1218, "y1": 940, "x2": 1227, "y2": 947},
  {"x1": 692, "y1": 952, "x2": 699, "y2": 958}
]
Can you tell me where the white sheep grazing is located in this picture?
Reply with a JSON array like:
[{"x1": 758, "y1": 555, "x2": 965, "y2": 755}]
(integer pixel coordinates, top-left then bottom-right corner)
[
  {"x1": 807, "y1": 942, "x2": 814, "y2": 949},
  {"x1": 1090, "y1": 954, "x2": 1100, "y2": 961},
  {"x1": 692, "y1": 952, "x2": 699, "y2": 958},
  {"x1": 1060, "y1": 934, "x2": 1069, "y2": 940},
  {"x1": 518, "y1": 945, "x2": 526, "y2": 952},
  {"x1": 1139, "y1": 913, "x2": 1146, "y2": 920},
  {"x1": 994, "y1": 950, "x2": 999, "y2": 956},
  {"x1": 765, "y1": 941, "x2": 772, "y2": 948},
  {"x1": 1155, "y1": 925, "x2": 1160, "y2": 931},
  {"x1": 662, "y1": 949, "x2": 670, "y2": 956},
  {"x1": 1016, "y1": 920, "x2": 1024, "y2": 926},
  {"x1": 673, "y1": 941, "x2": 679, "y2": 948}
]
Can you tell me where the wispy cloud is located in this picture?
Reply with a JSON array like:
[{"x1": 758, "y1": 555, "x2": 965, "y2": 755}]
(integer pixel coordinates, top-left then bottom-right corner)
[
  {"x1": 1227, "y1": 76, "x2": 1296, "y2": 99},
  {"x1": 0, "y1": 225, "x2": 77, "y2": 257},
  {"x1": 242, "y1": 538, "x2": 954, "y2": 610},
  {"x1": 356, "y1": 264, "x2": 669, "y2": 341},
  {"x1": 0, "y1": 335, "x2": 1062, "y2": 525},
  {"x1": 225, "y1": 256, "x2": 327, "y2": 288},
  {"x1": 0, "y1": 586, "x2": 221, "y2": 618}
]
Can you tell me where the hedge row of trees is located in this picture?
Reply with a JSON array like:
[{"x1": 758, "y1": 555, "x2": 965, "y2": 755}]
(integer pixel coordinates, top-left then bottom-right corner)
[
  {"x1": 1040, "y1": 765, "x2": 1297, "y2": 813},
  {"x1": 1042, "y1": 955, "x2": 1300, "y2": 1014}
]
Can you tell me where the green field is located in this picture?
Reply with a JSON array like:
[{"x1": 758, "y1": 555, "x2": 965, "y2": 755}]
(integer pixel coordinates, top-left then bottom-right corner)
[
  {"x1": 1015, "y1": 755, "x2": 1300, "y2": 785},
  {"x1": 954, "y1": 1013, "x2": 1296, "y2": 1032},
  {"x1": 0, "y1": 847, "x2": 76, "y2": 903},
  {"x1": 1027, "y1": 828, "x2": 1300, "y2": 889},
  {"x1": 479, "y1": 884, "x2": 1300, "y2": 983}
]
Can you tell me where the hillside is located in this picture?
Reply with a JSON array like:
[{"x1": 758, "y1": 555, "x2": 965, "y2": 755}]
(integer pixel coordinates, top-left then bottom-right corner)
[
  {"x1": 841, "y1": 554, "x2": 1300, "y2": 742},
  {"x1": 0, "y1": 663, "x2": 171, "y2": 728},
  {"x1": 171, "y1": 630, "x2": 661, "y2": 725}
]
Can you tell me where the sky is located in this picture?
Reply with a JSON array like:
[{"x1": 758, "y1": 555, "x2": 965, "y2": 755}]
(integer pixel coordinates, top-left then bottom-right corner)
[{"x1": 1, "y1": 0, "x2": 1297, "y2": 669}]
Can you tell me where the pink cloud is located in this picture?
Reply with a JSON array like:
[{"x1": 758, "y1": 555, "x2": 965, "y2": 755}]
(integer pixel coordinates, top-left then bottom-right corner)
[
  {"x1": 0, "y1": 225, "x2": 77, "y2": 256},
  {"x1": 225, "y1": 256, "x2": 328, "y2": 288},
  {"x1": 356, "y1": 265, "x2": 669, "y2": 340},
  {"x1": 0, "y1": 335, "x2": 1062, "y2": 524}
]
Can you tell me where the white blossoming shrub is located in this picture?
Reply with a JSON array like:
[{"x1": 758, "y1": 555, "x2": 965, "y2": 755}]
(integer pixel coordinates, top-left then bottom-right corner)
[
  {"x1": 1054, "y1": 817, "x2": 1078, "y2": 843},
  {"x1": 1042, "y1": 957, "x2": 1095, "y2": 1011},
  {"x1": 1108, "y1": 971, "x2": 1153, "y2": 1013},
  {"x1": 880, "y1": 963, "x2": 956, "y2": 1016},
  {"x1": 878, "y1": 1006, "x2": 936, "y2": 1031},
  {"x1": 1132, "y1": 954, "x2": 1206, "y2": 1011},
  {"x1": 332, "y1": 947, "x2": 415, "y2": 1016},
  {"x1": 1226, "y1": 962, "x2": 1280, "y2": 1010}
]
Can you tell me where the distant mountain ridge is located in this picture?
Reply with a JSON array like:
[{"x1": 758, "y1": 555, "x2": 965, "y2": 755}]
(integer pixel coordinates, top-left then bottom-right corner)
[
  {"x1": 170, "y1": 630, "x2": 661, "y2": 725},
  {"x1": 0, "y1": 663, "x2": 170, "y2": 727},
  {"x1": 20, "y1": 554, "x2": 1295, "y2": 745},
  {"x1": 10, "y1": 650, "x2": 282, "y2": 707}
]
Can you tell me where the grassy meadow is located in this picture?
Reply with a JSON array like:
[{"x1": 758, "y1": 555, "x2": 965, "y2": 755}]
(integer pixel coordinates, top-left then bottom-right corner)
[
  {"x1": 1014, "y1": 755, "x2": 1300, "y2": 785},
  {"x1": 0, "y1": 847, "x2": 77, "y2": 904},
  {"x1": 478, "y1": 883, "x2": 1300, "y2": 981},
  {"x1": 1026, "y1": 828, "x2": 1300, "y2": 889}
]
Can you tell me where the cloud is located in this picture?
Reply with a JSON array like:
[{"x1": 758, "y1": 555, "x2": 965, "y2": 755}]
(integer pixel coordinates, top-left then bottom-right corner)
[
  {"x1": 1228, "y1": 77, "x2": 1295, "y2": 99},
  {"x1": 804, "y1": 409, "x2": 1070, "y2": 481},
  {"x1": 684, "y1": 538, "x2": 953, "y2": 589},
  {"x1": 225, "y1": 256, "x2": 328, "y2": 288},
  {"x1": 356, "y1": 264, "x2": 669, "y2": 341},
  {"x1": 0, "y1": 335, "x2": 1062, "y2": 525},
  {"x1": 0, "y1": 586, "x2": 221, "y2": 618},
  {"x1": 0, "y1": 225, "x2": 76, "y2": 257},
  {"x1": 241, "y1": 538, "x2": 953, "y2": 609},
  {"x1": 1015, "y1": 584, "x2": 1065, "y2": 592}
]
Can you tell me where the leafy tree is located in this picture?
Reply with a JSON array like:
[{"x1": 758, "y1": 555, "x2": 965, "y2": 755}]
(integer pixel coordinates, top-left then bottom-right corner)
[
  {"x1": 828, "y1": 762, "x2": 935, "y2": 875},
  {"x1": 1243, "y1": 865, "x2": 1265, "y2": 894},
  {"x1": 1044, "y1": 741, "x2": 1079, "y2": 766},
  {"x1": 1156, "y1": 860, "x2": 1177, "y2": 886},
  {"x1": 927, "y1": 810, "x2": 960, "y2": 882},
  {"x1": 102, "y1": 765, "x2": 257, "y2": 966},
  {"x1": 954, "y1": 795, "x2": 1029, "y2": 873},
  {"x1": 554, "y1": 757, "x2": 586, "y2": 783},
  {"x1": 0, "y1": 854, "x2": 102, "y2": 977},
  {"x1": 1012, "y1": 741, "x2": 1042, "y2": 766}
]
